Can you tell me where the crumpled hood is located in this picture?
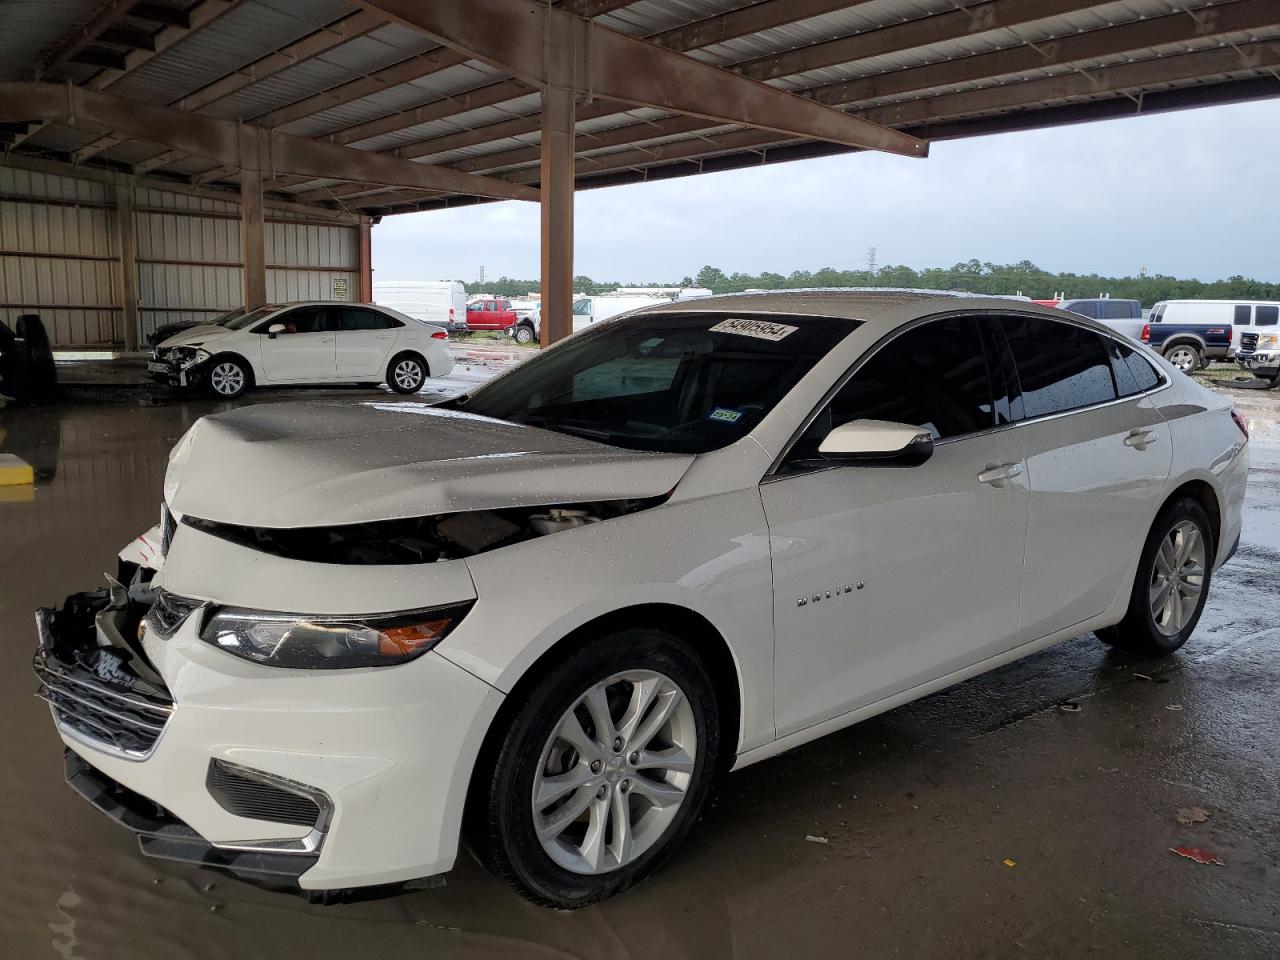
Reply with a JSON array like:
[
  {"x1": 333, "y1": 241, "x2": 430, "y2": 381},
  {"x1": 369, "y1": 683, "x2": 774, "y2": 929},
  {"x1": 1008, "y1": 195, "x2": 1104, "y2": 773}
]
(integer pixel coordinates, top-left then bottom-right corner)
[
  {"x1": 156, "y1": 324, "x2": 232, "y2": 349},
  {"x1": 165, "y1": 401, "x2": 694, "y2": 528}
]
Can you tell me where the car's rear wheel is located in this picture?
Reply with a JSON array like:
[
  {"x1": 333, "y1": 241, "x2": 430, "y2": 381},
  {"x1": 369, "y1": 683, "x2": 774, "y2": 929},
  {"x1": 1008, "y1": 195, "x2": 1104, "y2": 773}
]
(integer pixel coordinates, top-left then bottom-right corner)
[
  {"x1": 206, "y1": 356, "x2": 251, "y2": 398},
  {"x1": 514, "y1": 324, "x2": 536, "y2": 345},
  {"x1": 1098, "y1": 497, "x2": 1214, "y2": 655},
  {"x1": 473, "y1": 628, "x2": 719, "y2": 908},
  {"x1": 1164, "y1": 343, "x2": 1202, "y2": 374},
  {"x1": 387, "y1": 352, "x2": 426, "y2": 393}
]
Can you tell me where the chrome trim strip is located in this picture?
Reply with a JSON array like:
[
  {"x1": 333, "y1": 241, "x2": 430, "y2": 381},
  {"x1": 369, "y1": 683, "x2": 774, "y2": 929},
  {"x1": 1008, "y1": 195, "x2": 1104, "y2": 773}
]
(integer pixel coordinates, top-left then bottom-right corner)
[{"x1": 205, "y1": 759, "x2": 334, "y2": 855}]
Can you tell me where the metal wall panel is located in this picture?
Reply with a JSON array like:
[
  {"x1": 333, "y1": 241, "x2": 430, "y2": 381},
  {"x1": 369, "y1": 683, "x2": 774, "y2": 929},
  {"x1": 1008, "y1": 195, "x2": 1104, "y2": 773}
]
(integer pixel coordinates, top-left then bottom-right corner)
[
  {"x1": 267, "y1": 221, "x2": 357, "y2": 269},
  {"x1": 267, "y1": 269, "x2": 358, "y2": 303}
]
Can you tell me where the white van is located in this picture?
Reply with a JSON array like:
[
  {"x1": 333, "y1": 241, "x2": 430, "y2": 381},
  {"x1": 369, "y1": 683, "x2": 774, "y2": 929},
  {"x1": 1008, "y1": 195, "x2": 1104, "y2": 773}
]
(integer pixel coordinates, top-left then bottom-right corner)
[
  {"x1": 571, "y1": 294, "x2": 669, "y2": 332},
  {"x1": 374, "y1": 280, "x2": 468, "y2": 332},
  {"x1": 1149, "y1": 299, "x2": 1280, "y2": 356}
]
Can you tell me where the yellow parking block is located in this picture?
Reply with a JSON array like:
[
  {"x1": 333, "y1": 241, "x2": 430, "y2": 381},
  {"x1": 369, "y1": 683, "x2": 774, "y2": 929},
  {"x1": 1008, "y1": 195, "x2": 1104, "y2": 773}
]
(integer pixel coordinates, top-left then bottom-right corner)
[
  {"x1": 0, "y1": 484, "x2": 34, "y2": 503},
  {"x1": 0, "y1": 453, "x2": 35, "y2": 486}
]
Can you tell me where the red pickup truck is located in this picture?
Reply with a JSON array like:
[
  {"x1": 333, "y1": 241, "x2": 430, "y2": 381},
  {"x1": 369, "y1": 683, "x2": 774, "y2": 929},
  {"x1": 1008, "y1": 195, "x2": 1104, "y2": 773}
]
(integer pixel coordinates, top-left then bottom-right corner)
[{"x1": 465, "y1": 296, "x2": 518, "y2": 332}]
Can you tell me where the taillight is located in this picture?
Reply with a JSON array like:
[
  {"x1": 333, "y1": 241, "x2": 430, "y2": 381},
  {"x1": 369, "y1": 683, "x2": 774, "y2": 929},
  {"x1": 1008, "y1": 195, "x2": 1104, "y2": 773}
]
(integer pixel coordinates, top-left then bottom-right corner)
[
  {"x1": 431, "y1": 330, "x2": 448, "y2": 340},
  {"x1": 1231, "y1": 409, "x2": 1249, "y2": 440},
  {"x1": 1140, "y1": 323, "x2": 1151, "y2": 342}
]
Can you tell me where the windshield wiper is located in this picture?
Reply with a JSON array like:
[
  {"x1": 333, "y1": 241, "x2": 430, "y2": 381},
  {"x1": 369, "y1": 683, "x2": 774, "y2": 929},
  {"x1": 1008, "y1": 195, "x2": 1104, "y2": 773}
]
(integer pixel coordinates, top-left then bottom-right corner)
[{"x1": 520, "y1": 414, "x2": 615, "y2": 443}]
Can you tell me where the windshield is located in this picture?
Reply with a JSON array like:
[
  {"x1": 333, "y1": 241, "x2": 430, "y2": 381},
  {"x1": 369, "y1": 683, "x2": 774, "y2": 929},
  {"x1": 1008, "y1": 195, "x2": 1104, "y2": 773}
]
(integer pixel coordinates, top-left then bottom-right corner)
[
  {"x1": 224, "y1": 305, "x2": 281, "y2": 330},
  {"x1": 453, "y1": 311, "x2": 860, "y2": 453},
  {"x1": 210, "y1": 306, "x2": 249, "y2": 326}
]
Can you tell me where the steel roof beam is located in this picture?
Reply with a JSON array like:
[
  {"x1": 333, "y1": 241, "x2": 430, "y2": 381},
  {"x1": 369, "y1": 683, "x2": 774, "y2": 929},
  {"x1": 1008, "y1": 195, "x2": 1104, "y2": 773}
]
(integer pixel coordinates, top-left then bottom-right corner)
[
  {"x1": 87, "y1": 0, "x2": 241, "y2": 91},
  {"x1": 329, "y1": 0, "x2": 876, "y2": 152},
  {"x1": 33, "y1": 0, "x2": 139, "y2": 80},
  {"x1": 360, "y1": 0, "x2": 926, "y2": 157},
  {"x1": 448, "y1": 0, "x2": 1280, "y2": 178},
  {"x1": 0, "y1": 82, "x2": 539, "y2": 203}
]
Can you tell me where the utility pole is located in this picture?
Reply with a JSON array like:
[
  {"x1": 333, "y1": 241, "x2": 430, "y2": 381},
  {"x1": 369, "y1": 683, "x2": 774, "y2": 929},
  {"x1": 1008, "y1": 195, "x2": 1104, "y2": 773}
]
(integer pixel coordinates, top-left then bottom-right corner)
[
  {"x1": 477, "y1": 264, "x2": 486, "y2": 286},
  {"x1": 866, "y1": 246, "x2": 877, "y2": 278}
]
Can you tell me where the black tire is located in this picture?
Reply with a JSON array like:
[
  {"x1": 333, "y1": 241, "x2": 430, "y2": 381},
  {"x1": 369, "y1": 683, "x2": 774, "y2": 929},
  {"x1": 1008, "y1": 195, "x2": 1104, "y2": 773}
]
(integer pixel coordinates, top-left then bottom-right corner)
[
  {"x1": 1162, "y1": 342, "x2": 1202, "y2": 375},
  {"x1": 15, "y1": 314, "x2": 57, "y2": 402},
  {"x1": 204, "y1": 354, "x2": 252, "y2": 398},
  {"x1": 472, "y1": 628, "x2": 720, "y2": 908},
  {"x1": 1098, "y1": 497, "x2": 1215, "y2": 656},
  {"x1": 514, "y1": 323, "x2": 536, "y2": 345},
  {"x1": 386, "y1": 351, "x2": 427, "y2": 393}
]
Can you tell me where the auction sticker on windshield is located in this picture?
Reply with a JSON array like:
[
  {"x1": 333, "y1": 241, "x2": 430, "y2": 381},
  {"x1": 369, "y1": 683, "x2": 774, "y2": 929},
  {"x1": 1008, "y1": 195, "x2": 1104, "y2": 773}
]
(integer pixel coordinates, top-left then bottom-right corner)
[{"x1": 709, "y1": 318, "x2": 798, "y2": 341}]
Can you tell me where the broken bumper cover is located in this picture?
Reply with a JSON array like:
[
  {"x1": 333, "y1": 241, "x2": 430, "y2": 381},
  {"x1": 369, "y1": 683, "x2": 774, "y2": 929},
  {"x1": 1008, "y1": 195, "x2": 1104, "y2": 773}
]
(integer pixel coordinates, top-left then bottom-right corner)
[
  {"x1": 147, "y1": 351, "x2": 210, "y2": 387},
  {"x1": 34, "y1": 586, "x2": 506, "y2": 895}
]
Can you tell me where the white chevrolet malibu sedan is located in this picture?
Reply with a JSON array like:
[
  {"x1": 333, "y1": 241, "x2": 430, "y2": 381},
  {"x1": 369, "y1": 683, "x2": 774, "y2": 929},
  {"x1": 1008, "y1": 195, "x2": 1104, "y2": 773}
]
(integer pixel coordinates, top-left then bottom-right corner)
[
  {"x1": 36, "y1": 292, "x2": 1248, "y2": 907},
  {"x1": 148, "y1": 300, "x2": 454, "y2": 398}
]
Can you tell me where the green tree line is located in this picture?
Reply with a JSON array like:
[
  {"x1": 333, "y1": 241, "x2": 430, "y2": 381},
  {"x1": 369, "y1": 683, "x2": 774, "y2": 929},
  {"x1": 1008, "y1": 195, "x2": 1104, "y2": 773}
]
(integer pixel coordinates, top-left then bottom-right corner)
[{"x1": 466, "y1": 260, "x2": 1280, "y2": 305}]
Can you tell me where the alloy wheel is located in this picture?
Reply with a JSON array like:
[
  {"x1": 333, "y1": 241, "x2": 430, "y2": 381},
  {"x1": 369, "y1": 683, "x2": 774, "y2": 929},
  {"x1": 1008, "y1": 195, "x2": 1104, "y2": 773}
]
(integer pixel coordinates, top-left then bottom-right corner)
[
  {"x1": 532, "y1": 670, "x2": 697, "y2": 875},
  {"x1": 393, "y1": 359, "x2": 423, "y2": 391},
  {"x1": 209, "y1": 361, "x2": 244, "y2": 396},
  {"x1": 1149, "y1": 519, "x2": 1206, "y2": 636},
  {"x1": 1167, "y1": 347, "x2": 1197, "y2": 373}
]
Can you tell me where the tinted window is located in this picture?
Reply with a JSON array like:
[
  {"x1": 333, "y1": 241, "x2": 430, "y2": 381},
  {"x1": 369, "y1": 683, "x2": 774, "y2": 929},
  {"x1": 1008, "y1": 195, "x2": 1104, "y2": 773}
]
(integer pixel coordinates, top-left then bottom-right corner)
[
  {"x1": 1001, "y1": 316, "x2": 1116, "y2": 418},
  {"x1": 256, "y1": 306, "x2": 329, "y2": 334},
  {"x1": 1256, "y1": 305, "x2": 1279, "y2": 327},
  {"x1": 812, "y1": 316, "x2": 995, "y2": 446},
  {"x1": 1234, "y1": 305, "x2": 1253, "y2": 326},
  {"x1": 1123, "y1": 348, "x2": 1161, "y2": 392},
  {"x1": 572, "y1": 299, "x2": 591, "y2": 315},
  {"x1": 1062, "y1": 300, "x2": 1099, "y2": 319},
  {"x1": 1150, "y1": 305, "x2": 1164, "y2": 322},
  {"x1": 339, "y1": 308, "x2": 397, "y2": 331},
  {"x1": 1102, "y1": 300, "x2": 1139, "y2": 320},
  {"x1": 455, "y1": 313, "x2": 859, "y2": 454}
]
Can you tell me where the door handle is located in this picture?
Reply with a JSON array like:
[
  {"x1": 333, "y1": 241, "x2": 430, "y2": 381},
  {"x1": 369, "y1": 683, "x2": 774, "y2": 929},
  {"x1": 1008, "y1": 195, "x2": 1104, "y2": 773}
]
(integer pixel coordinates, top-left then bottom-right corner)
[
  {"x1": 1124, "y1": 429, "x2": 1159, "y2": 448},
  {"x1": 977, "y1": 462, "x2": 1022, "y2": 486}
]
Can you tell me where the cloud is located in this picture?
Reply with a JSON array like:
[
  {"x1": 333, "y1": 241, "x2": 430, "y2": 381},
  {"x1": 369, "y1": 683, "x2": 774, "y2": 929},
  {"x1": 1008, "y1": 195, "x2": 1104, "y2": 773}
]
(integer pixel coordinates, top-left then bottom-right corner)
[{"x1": 372, "y1": 99, "x2": 1280, "y2": 284}]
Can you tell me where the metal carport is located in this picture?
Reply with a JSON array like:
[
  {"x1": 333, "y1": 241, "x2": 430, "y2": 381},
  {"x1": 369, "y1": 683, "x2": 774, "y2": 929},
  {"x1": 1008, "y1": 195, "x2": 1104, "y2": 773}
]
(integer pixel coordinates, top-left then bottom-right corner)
[{"x1": 1, "y1": 0, "x2": 1277, "y2": 348}]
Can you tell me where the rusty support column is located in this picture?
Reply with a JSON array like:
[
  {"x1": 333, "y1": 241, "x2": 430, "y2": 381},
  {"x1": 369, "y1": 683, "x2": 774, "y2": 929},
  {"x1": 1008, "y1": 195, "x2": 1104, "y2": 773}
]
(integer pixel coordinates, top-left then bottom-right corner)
[
  {"x1": 239, "y1": 127, "x2": 268, "y2": 309},
  {"x1": 112, "y1": 174, "x2": 139, "y2": 351},
  {"x1": 539, "y1": 11, "x2": 577, "y2": 347},
  {"x1": 358, "y1": 216, "x2": 374, "y2": 303}
]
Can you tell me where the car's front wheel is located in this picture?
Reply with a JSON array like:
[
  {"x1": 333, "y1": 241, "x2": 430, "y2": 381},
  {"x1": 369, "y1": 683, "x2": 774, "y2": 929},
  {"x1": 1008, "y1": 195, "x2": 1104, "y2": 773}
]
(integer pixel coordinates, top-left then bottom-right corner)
[
  {"x1": 386, "y1": 352, "x2": 427, "y2": 393},
  {"x1": 1098, "y1": 497, "x2": 1214, "y2": 655},
  {"x1": 206, "y1": 356, "x2": 251, "y2": 398},
  {"x1": 473, "y1": 628, "x2": 719, "y2": 908}
]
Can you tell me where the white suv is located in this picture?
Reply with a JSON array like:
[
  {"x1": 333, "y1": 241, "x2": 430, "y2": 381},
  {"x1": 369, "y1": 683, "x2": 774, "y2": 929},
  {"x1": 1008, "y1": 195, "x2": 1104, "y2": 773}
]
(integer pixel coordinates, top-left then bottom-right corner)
[
  {"x1": 38, "y1": 293, "x2": 1247, "y2": 908},
  {"x1": 149, "y1": 301, "x2": 454, "y2": 398}
]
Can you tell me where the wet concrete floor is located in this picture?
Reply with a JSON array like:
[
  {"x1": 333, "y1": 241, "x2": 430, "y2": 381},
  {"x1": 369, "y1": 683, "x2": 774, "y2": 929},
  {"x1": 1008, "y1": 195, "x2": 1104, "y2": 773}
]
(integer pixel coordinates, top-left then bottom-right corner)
[{"x1": 1, "y1": 381, "x2": 1278, "y2": 959}]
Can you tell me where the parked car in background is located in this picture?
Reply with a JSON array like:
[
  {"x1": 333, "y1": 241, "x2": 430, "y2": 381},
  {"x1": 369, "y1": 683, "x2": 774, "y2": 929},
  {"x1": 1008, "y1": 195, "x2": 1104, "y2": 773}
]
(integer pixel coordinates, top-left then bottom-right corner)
[
  {"x1": 1139, "y1": 319, "x2": 1231, "y2": 373},
  {"x1": 1234, "y1": 303, "x2": 1280, "y2": 383},
  {"x1": 39, "y1": 293, "x2": 1246, "y2": 908},
  {"x1": 465, "y1": 296, "x2": 519, "y2": 332},
  {"x1": 374, "y1": 281, "x2": 468, "y2": 333},
  {"x1": 147, "y1": 306, "x2": 247, "y2": 348},
  {"x1": 572, "y1": 294, "x2": 670, "y2": 332},
  {"x1": 1150, "y1": 300, "x2": 1280, "y2": 357},
  {"x1": 1058, "y1": 298, "x2": 1145, "y2": 340},
  {"x1": 149, "y1": 301, "x2": 453, "y2": 398}
]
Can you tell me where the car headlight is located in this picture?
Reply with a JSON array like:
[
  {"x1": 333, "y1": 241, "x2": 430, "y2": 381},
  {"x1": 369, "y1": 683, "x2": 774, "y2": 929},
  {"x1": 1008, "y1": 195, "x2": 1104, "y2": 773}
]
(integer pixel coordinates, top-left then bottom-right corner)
[
  {"x1": 179, "y1": 348, "x2": 211, "y2": 368},
  {"x1": 199, "y1": 602, "x2": 473, "y2": 669},
  {"x1": 1258, "y1": 334, "x2": 1278, "y2": 349}
]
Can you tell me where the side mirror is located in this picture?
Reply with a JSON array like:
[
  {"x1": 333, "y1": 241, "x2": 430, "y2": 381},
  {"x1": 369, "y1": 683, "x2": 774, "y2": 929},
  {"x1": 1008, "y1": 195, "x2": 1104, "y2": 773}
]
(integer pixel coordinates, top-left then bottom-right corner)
[
  {"x1": 267, "y1": 322, "x2": 286, "y2": 339},
  {"x1": 818, "y1": 419, "x2": 935, "y2": 466}
]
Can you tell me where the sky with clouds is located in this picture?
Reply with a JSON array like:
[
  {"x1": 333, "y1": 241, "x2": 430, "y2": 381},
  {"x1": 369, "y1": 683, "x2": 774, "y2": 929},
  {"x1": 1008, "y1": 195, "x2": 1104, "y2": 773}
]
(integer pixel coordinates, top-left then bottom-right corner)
[{"x1": 372, "y1": 98, "x2": 1280, "y2": 285}]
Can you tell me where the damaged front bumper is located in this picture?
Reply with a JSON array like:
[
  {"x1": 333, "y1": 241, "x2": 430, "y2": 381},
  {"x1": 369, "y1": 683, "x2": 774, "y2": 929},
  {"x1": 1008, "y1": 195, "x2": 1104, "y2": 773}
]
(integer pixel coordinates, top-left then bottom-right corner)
[
  {"x1": 33, "y1": 568, "x2": 504, "y2": 899},
  {"x1": 147, "y1": 350, "x2": 211, "y2": 388}
]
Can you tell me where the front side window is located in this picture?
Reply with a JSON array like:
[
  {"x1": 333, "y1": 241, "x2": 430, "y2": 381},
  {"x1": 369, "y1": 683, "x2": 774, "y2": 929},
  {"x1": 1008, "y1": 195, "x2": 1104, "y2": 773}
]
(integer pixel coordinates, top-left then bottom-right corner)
[
  {"x1": 788, "y1": 316, "x2": 995, "y2": 465},
  {"x1": 1001, "y1": 315, "x2": 1116, "y2": 418},
  {"x1": 453, "y1": 312, "x2": 859, "y2": 454},
  {"x1": 1234, "y1": 304, "x2": 1253, "y2": 325},
  {"x1": 1256, "y1": 305, "x2": 1279, "y2": 326},
  {"x1": 254, "y1": 306, "x2": 330, "y2": 335}
]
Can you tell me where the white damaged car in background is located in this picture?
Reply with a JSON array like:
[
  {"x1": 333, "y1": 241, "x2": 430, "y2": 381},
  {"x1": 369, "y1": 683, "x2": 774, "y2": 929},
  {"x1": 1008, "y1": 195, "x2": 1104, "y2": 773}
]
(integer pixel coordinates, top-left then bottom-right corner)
[{"x1": 34, "y1": 292, "x2": 1247, "y2": 908}]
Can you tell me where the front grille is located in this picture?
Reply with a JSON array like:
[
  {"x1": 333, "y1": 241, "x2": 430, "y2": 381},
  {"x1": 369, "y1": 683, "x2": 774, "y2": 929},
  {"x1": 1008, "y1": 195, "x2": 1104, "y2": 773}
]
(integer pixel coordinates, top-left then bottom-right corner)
[
  {"x1": 34, "y1": 653, "x2": 174, "y2": 759},
  {"x1": 206, "y1": 760, "x2": 324, "y2": 828},
  {"x1": 1241, "y1": 332, "x2": 1259, "y2": 352},
  {"x1": 160, "y1": 503, "x2": 176, "y2": 556}
]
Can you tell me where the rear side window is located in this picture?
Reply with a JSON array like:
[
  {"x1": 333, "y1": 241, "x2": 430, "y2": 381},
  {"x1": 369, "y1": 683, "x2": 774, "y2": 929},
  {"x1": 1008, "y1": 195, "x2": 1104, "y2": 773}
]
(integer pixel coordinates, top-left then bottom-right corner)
[
  {"x1": 1001, "y1": 315, "x2": 1116, "y2": 418},
  {"x1": 1234, "y1": 305, "x2": 1253, "y2": 325},
  {"x1": 339, "y1": 308, "x2": 398, "y2": 330},
  {"x1": 1123, "y1": 348, "x2": 1161, "y2": 392},
  {"x1": 821, "y1": 315, "x2": 995, "y2": 442},
  {"x1": 1256, "y1": 305, "x2": 1279, "y2": 327},
  {"x1": 1105, "y1": 338, "x2": 1161, "y2": 396},
  {"x1": 1150, "y1": 305, "x2": 1164, "y2": 322},
  {"x1": 1102, "y1": 300, "x2": 1139, "y2": 320}
]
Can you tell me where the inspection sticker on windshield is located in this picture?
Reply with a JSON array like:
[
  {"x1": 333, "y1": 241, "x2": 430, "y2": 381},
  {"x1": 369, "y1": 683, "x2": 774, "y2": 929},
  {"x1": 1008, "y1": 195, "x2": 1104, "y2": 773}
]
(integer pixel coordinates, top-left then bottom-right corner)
[
  {"x1": 707, "y1": 407, "x2": 743, "y2": 424},
  {"x1": 709, "y1": 317, "x2": 798, "y2": 341}
]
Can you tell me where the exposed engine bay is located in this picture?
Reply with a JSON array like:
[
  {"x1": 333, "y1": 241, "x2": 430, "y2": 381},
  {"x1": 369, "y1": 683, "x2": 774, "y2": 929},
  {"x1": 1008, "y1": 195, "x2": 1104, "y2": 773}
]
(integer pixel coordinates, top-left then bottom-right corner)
[{"x1": 181, "y1": 496, "x2": 667, "y2": 565}]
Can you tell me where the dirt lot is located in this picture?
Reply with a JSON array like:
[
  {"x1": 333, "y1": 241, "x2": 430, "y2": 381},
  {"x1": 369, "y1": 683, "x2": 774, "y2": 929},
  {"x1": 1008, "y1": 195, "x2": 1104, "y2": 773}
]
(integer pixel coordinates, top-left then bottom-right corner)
[{"x1": 1, "y1": 377, "x2": 1277, "y2": 960}]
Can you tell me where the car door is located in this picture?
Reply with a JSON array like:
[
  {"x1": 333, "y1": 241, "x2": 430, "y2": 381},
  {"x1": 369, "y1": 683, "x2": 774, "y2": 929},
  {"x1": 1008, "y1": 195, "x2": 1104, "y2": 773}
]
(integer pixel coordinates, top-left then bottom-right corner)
[
  {"x1": 995, "y1": 314, "x2": 1172, "y2": 645},
  {"x1": 336, "y1": 306, "x2": 399, "y2": 378},
  {"x1": 572, "y1": 298, "x2": 593, "y2": 332},
  {"x1": 254, "y1": 305, "x2": 337, "y2": 382},
  {"x1": 762, "y1": 315, "x2": 1029, "y2": 737}
]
